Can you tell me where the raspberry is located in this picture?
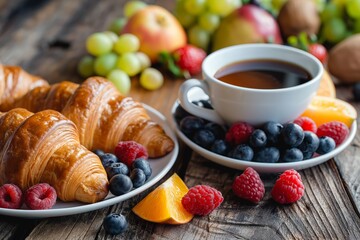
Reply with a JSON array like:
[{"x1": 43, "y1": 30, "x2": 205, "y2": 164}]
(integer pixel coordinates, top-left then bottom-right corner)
[
  {"x1": 173, "y1": 44, "x2": 207, "y2": 76},
  {"x1": 114, "y1": 141, "x2": 148, "y2": 167},
  {"x1": 232, "y1": 167, "x2": 265, "y2": 203},
  {"x1": 271, "y1": 169, "x2": 304, "y2": 204},
  {"x1": 293, "y1": 116, "x2": 317, "y2": 133},
  {"x1": 225, "y1": 122, "x2": 254, "y2": 145},
  {"x1": 0, "y1": 184, "x2": 23, "y2": 209},
  {"x1": 181, "y1": 185, "x2": 223, "y2": 216},
  {"x1": 24, "y1": 183, "x2": 57, "y2": 210},
  {"x1": 317, "y1": 121, "x2": 349, "y2": 146}
]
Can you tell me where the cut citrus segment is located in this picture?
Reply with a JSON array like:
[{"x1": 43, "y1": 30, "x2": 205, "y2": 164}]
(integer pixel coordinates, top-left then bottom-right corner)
[
  {"x1": 132, "y1": 173, "x2": 194, "y2": 224},
  {"x1": 301, "y1": 96, "x2": 357, "y2": 128},
  {"x1": 316, "y1": 70, "x2": 336, "y2": 98}
]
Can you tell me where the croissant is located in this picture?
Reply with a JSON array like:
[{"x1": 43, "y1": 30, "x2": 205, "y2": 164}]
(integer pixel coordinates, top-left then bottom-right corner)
[
  {"x1": 0, "y1": 108, "x2": 109, "y2": 203},
  {"x1": 0, "y1": 64, "x2": 174, "y2": 158}
]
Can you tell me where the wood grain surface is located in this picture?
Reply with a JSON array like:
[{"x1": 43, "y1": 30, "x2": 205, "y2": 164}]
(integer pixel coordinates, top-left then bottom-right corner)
[{"x1": 0, "y1": 0, "x2": 360, "y2": 239}]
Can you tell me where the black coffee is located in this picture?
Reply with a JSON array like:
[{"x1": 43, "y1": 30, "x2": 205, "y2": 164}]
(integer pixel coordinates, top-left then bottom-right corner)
[{"x1": 214, "y1": 59, "x2": 312, "y2": 89}]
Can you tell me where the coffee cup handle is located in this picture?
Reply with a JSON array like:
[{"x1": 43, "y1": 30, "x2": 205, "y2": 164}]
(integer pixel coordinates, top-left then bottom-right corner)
[{"x1": 178, "y1": 79, "x2": 225, "y2": 125}]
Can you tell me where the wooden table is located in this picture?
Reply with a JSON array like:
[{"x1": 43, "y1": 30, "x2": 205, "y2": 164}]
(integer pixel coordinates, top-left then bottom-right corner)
[{"x1": 1, "y1": 0, "x2": 360, "y2": 239}]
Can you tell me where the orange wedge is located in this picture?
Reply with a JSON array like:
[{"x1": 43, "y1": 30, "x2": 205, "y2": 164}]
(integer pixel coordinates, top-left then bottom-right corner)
[
  {"x1": 132, "y1": 173, "x2": 194, "y2": 224},
  {"x1": 301, "y1": 96, "x2": 357, "y2": 128},
  {"x1": 316, "y1": 70, "x2": 336, "y2": 98}
]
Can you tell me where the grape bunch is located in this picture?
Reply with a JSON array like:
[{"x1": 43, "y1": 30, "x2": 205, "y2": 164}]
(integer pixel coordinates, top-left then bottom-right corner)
[
  {"x1": 77, "y1": 1, "x2": 164, "y2": 93},
  {"x1": 319, "y1": 0, "x2": 360, "y2": 45},
  {"x1": 174, "y1": 0, "x2": 242, "y2": 51}
]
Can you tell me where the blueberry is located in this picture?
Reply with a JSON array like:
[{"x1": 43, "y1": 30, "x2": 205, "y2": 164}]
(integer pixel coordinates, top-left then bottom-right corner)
[
  {"x1": 262, "y1": 121, "x2": 283, "y2": 145},
  {"x1": 316, "y1": 136, "x2": 336, "y2": 155},
  {"x1": 179, "y1": 116, "x2": 204, "y2": 138},
  {"x1": 100, "y1": 153, "x2": 119, "y2": 167},
  {"x1": 298, "y1": 131, "x2": 320, "y2": 159},
  {"x1": 105, "y1": 162, "x2": 129, "y2": 179},
  {"x1": 249, "y1": 129, "x2": 267, "y2": 148},
  {"x1": 253, "y1": 147, "x2": 280, "y2": 163},
  {"x1": 211, "y1": 139, "x2": 230, "y2": 156},
  {"x1": 281, "y1": 123, "x2": 304, "y2": 148},
  {"x1": 132, "y1": 158, "x2": 152, "y2": 179},
  {"x1": 93, "y1": 149, "x2": 105, "y2": 157},
  {"x1": 109, "y1": 174, "x2": 133, "y2": 196},
  {"x1": 130, "y1": 168, "x2": 146, "y2": 188},
  {"x1": 281, "y1": 148, "x2": 303, "y2": 162},
  {"x1": 204, "y1": 122, "x2": 226, "y2": 139},
  {"x1": 103, "y1": 213, "x2": 128, "y2": 235},
  {"x1": 192, "y1": 100, "x2": 213, "y2": 109},
  {"x1": 192, "y1": 129, "x2": 216, "y2": 149},
  {"x1": 353, "y1": 82, "x2": 360, "y2": 102},
  {"x1": 174, "y1": 104, "x2": 191, "y2": 122},
  {"x1": 228, "y1": 144, "x2": 254, "y2": 161}
]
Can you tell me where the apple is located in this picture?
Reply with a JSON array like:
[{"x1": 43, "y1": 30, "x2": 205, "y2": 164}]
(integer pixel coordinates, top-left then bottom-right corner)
[
  {"x1": 212, "y1": 4, "x2": 283, "y2": 51},
  {"x1": 122, "y1": 5, "x2": 187, "y2": 62}
]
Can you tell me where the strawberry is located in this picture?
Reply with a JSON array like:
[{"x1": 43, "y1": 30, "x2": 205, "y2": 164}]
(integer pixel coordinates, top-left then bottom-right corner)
[
  {"x1": 159, "y1": 44, "x2": 206, "y2": 78},
  {"x1": 308, "y1": 43, "x2": 327, "y2": 64}
]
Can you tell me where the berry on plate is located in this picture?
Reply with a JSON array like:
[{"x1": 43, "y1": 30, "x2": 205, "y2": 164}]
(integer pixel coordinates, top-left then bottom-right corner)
[
  {"x1": 316, "y1": 136, "x2": 336, "y2": 155},
  {"x1": 298, "y1": 131, "x2": 320, "y2": 159},
  {"x1": 253, "y1": 147, "x2": 280, "y2": 163},
  {"x1": 225, "y1": 122, "x2": 254, "y2": 145},
  {"x1": 228, "y1": 144, "x2": 254, "y2": 161},
  {"x1": 179, "y1": 116, "x2": 204, "y2": 138},
  {"x1": 114, "y1": 141, "x2": 148, "y2": 167},
  {"x1": 103, "y1": 213, "x2": 128, "y2": 235},
  {"x1": 105, "y1": 162, "x2": 129, "y2": 179},
  {"x1": 24, "y1": 183, "x2": 57, "y2": 210},
  {"x1": 132, "y1": 158, "x2": 152, "y2": 180},
  {"x1": 293, "y1": 116, "x2": 317, "y2": 133},
  {"x1": 317, "y1": 121, "x2": 349, "y2": 146},
  {"x1": 181, "y1": 185, "x2": 223, "y2": 216},
  {"x1": 281, "y1": 123, "x2": 305, "y2": 148},
  {"x1": 0, "y1": 184, "x2": 23, "y2": 209},
  {"x1": 109, "y1": 174, "x2": 133, "y2": 196},
  {"x1": 232, "y1": 167, "x2": 265, "y2": 203},
  {"x1": 271, "y1": 169, "x2": 304, "y2": 204},
  {"x1": 262, "y1": 121, "x2": 283, "y2": 146},
  {"x1": 100, "y1": 153, "x2": 119, "y2": 167},
  {"x1": 130, "y1": 168, "x2": 147, "y2": 188}
]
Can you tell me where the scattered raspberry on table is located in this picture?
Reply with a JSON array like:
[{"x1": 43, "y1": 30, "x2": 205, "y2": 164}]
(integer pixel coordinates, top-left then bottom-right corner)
[
  {"x1": 232, "y1": 167, "x2": 265, "y2": 203},
  {"x1": 271, "y1": 169, "x2": 304, "y2": 204}
]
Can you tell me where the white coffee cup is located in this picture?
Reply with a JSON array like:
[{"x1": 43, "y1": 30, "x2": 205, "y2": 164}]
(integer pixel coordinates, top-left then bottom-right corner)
[{"x1": 178, "y1": 44, "x2": 323, "y2": 126}]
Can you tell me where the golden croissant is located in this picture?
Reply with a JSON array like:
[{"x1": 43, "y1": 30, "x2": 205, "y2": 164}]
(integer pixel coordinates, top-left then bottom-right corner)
[
  {"x1": 0, "y1": 64, "x2": 174, "y2": 158},
  {"x1": 0, "y1": 108, "x2": 109, "y2": 203}
]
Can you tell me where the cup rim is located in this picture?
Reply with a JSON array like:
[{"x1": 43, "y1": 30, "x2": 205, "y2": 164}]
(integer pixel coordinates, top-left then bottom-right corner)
[{"x1": 202, "y1": 43, "x2": 324, "y2": 93}]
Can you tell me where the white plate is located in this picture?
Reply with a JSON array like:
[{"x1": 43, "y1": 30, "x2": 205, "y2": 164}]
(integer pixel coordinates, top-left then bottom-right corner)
[
  {"x1": 0, "y1": 104, "x2": 178, "y2": 218},
  {"x1": 171, "y1": 88, "x2": 356, "y2": 173}
]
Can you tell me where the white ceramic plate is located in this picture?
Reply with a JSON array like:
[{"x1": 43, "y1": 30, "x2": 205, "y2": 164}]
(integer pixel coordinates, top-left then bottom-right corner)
[
  {"x1": 171, "y1": 88, "x2": 357, "y2": 173},
  {"x1": 0, "y1": 104, "x2": 178, "y2": 218}
]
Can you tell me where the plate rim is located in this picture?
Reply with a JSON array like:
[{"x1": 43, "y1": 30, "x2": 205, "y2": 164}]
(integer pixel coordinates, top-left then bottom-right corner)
[
  {"x1": 171, "y1": 99, "x2": 357, "y2": 173},
  {"x1": 0, "y1": 104, "x2": 179, "y2": 218}
]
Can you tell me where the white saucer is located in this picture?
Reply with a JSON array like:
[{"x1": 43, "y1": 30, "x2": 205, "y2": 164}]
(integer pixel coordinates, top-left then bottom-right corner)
[
  {"x1": 171, "y1": 88, "x2": 356, "y2": 173},
  {"x1": 0, "y1": 104, "x2": 179, "y2": 218}
]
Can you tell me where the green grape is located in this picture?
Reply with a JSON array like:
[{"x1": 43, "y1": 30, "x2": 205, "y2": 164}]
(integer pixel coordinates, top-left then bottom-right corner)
[
  {"x1": 272, "y1": 0, "x2": 287, "y2": 11},
  {"x1": 116, "y1": 52, "x2": 142, "y2": 77},
  {"x1": 107, "y1": 69, "x2": 131, "y2": 95},
  {"x1": 313, "y1": 0, "x2": 326, "y2": 11},
  {"x1": 174, "y1": 1, "x2": 196, "y2": 28},
  {"x1": 77, "y1": 56, "x2": 95, "y2": 78},
  {"x1": 135, "y1": 52, "x2": 151, "y2": 71},
  {"x1": 114, "y1": 34, "x2": 140, "y2": 54},
  {"x1": 102, "y1": 31, "x2": 119, "y2": 44},
  {"x1": 108, "y1": 18, "x2": 127, "y2": 34},
  {"x1": 198, "y1": 12, "x2": 220, "y2": 33},
  {"x1": 124, "y1": 1, "x2": 147, "y2": 18},
  {"x1": 207, "y1": 0, "x2": 241, "y2": 17},
  {"x1": 94, "y1": 53, "x2": 118, "y2": 76},
  {"x1": 321, "y1": 2, "x2": 343, "y2": 22},
  {"x1": 139, "y1": 68, "x2": 164, "y2": 91},
  {"x1": 188, "y1": 25, "x2": 210, "y2": 50},
  {"x1": 322, "y1": 18, "x2": 347, "y2": 43},
  {"x1": 346, "y1": 0, "x2": 360, "y2": 19},
  {"x1": 333, "y1": 0, "x2": 348, "y2": 7},
  {"x1": 86, "y1": 33, "x2": 113, "y2": 56},
  {"x1": 184, "y1": 0, "x2": 206, "y2": 15}
]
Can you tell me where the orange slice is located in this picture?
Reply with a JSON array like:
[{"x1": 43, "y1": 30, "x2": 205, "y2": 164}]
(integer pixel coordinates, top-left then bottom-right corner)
[
  {"x1": 316, "y1": 70, "x2": 336, "y2": 98},
  {"x1": 132, "y1": 173, "x2": 194, "y2": 224},
  {"x1": 301, "y1": 96, "x2": 357, "y2": 128}
]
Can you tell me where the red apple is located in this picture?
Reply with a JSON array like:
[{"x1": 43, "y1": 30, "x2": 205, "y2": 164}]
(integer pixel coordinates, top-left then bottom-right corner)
[
  {"x1": 212, "y1": 4, "x2": 283, "y2": 51},
  {"x1": 122, "y1": 5, "x2": 187, "y2": 62}
]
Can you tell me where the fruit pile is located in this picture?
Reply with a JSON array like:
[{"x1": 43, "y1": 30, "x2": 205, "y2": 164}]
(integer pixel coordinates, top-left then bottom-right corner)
[
  {"x1": 93, "y1": 141, "x2": 152, "y2": 196},
  {"x1": 174, "y1": 97, "x2": 354, "y2": 163},
  {"x1": 174, "y1": 0, "x2": 242, "y2": 51}
]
